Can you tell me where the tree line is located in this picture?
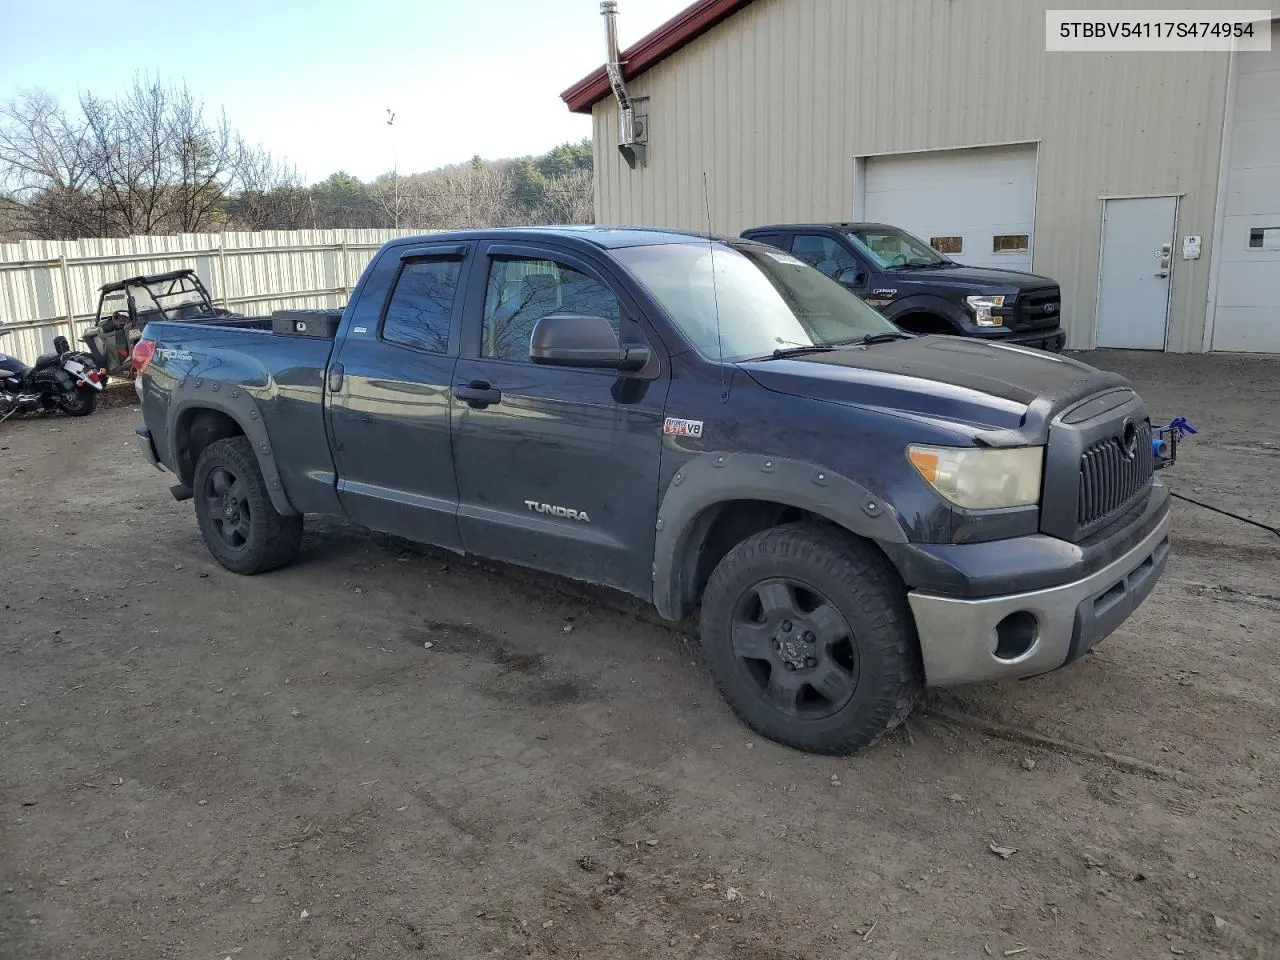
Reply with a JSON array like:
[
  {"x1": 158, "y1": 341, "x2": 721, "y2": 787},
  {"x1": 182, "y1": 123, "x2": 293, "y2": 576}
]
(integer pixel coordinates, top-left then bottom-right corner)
[{"x1": 0, "y1": 77, "x2": 594, "y2": 242}]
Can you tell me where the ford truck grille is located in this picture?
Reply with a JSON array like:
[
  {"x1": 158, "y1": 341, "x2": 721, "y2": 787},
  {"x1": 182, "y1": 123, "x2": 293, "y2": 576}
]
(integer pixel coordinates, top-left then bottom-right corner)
[
  {"x1": 1078, "y1": 421, "x2": 1153, "y2": 527},
  {"x1": 1016, "y1": 289, "x2": 1061, "y2": 330}
]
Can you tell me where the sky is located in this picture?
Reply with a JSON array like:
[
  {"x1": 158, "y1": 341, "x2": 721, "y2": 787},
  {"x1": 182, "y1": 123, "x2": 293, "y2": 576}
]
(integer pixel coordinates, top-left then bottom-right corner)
[{"x1": 0, "y1": 0, "x2": 691, "y2": 184}]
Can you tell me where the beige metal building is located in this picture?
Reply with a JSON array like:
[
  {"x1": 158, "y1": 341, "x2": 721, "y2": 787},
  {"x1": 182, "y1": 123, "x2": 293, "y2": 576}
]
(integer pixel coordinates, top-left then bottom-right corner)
[{"x1": 562, "y1": 0, "x2": 1279, "y2": 353}]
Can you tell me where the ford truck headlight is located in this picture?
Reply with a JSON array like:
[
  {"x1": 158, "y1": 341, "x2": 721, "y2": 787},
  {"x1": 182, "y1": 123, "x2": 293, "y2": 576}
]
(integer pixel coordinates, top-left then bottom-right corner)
[
  {"x1": 965, "y1": 295, "x2": 1005, "y2": 327},
  {"x1": 907, "y1": 444, "x2": 1043, "y2": 509}
]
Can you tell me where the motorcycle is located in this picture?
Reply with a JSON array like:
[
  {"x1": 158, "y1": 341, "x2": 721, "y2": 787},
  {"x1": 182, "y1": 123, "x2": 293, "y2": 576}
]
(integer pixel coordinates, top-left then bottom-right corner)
[{"x1": 0, "y1": 330, "x2": 105, "y2": 422}]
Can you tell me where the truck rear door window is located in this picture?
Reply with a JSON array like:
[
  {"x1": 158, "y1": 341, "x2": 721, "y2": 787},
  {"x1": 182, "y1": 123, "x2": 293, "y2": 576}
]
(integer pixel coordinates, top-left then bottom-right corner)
[
  {"x1": 482, "y1": 257, "x2": 620, "y2": 362},
  {"x1": 381, "y1": 259, "x2": 462, "y2": 353}
]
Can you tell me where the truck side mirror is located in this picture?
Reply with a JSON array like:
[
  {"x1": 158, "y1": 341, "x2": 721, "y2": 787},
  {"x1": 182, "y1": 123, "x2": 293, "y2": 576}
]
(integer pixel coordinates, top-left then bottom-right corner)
[
  {"x1": 835, "y1": 266, "x2": 868, "y2": 288},
  {"x1": 530, "y1": 314, "x2": 650, "y2": 371}
]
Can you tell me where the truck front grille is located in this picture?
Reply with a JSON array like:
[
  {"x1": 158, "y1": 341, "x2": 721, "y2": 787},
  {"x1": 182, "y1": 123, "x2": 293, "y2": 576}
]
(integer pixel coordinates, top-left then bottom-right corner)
[
  {"x1": 1016, "y1": 289, "x2": 1061, "y2": 330},
  {"x1": 1078, "y1": 421, "x2": 1154, "y2": 527}
]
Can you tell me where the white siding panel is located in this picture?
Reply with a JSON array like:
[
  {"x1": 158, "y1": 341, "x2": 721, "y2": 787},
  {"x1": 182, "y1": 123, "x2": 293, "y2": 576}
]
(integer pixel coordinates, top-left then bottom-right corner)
[
  {"x1": 1212, "y1": 21, "x2": 1280, "y2": 353},
  {"x1": 1224, "y1": 164, "x2": 1280, "y2": 217},
  {"x1": 589, "y1": 0, "x2": 1265, "y2": 351}
]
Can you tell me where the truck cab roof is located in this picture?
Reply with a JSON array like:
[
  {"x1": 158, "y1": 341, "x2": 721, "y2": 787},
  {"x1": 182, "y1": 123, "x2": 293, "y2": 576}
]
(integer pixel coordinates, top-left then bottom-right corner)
[
  {"x1": 743, "y1": 223, "x2": 897, "y2": 234},
  {"x1": 381, "y1": 225, "x2": 744, "y2": 252}
]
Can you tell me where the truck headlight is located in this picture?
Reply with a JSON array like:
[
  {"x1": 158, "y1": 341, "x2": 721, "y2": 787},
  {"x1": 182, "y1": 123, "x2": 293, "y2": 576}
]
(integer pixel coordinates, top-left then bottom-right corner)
[
  {"x1": 965, "y1": 295, "x2": 1005, "y2": 327},
  {"x1": 907, "y1": 444, "x2": 1043, "y2": 509}
]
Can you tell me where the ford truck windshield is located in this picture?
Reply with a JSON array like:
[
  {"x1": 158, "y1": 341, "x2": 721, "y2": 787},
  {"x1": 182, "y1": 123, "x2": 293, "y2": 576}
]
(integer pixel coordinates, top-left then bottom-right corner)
[{"x1": 845, "y1": 226, "x2": 951, "y2": 269}]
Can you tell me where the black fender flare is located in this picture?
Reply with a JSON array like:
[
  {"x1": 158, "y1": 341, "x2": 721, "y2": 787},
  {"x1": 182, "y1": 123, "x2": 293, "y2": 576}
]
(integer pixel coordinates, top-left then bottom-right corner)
[
  {"x1": 882, "y1": 295, "x2": 970, "y2": 332},
  {"x1": 651, "y1": 452, "x2": 909, "y2": 620},
  {"x1": 167, "y1": 384, "x2": 298, "y2": 517}
]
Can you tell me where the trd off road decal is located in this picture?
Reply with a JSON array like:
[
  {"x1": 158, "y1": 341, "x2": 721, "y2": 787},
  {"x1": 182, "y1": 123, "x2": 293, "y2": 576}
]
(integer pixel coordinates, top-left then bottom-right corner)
[{"x1": 663, "y1": 417, "x2": 703, "y2": 439}]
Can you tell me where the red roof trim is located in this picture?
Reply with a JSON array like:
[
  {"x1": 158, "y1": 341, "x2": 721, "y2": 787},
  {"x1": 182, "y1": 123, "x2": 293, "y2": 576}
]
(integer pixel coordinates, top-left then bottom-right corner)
[{"x1": 561, "y1": 0, "x2": 757, "y2": 114}]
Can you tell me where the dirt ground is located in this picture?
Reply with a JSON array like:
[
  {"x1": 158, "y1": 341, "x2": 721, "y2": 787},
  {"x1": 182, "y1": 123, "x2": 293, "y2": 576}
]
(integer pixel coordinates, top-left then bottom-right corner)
[{"x1": 1, "y1": 351, "x2": 1277, "y2": 960}]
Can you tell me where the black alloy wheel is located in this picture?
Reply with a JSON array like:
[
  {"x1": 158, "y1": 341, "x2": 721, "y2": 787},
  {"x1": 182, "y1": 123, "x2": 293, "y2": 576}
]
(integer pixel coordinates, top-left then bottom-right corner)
[
  {"x1": 699, "y1": 522, "x2": 923, "y2": 755},
  {"x1": 730, "y1": 577, "x2": 859, "y2": 718},
  {"x1": 192, "y1": 436, "x2": 303, "y2": 574},
  {"x1": 203, "y1": 465, "x2": 252, "y2": 552}
]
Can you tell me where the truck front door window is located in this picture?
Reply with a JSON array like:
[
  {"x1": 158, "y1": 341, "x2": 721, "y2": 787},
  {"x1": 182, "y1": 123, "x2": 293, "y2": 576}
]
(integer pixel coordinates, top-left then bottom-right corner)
[
  {"x1": 382, "y1": 258, "x2": 461, "y2": 353},
  {"x1": 790, "y1": 234, "x2": 848, "y2": 278},
  {"x1": 483, "y1": 258, "x2": 621, "y2": 362}
]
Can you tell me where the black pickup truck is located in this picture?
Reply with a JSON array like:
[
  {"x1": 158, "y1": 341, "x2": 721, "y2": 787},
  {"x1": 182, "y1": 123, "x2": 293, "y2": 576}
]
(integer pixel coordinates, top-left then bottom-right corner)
[
  {"x1": 741, "y1": 223, "x2": 1066, "y2": 352},
  {"x1": 134, "y1": 227, "x2": 1172, "y2": 755}
]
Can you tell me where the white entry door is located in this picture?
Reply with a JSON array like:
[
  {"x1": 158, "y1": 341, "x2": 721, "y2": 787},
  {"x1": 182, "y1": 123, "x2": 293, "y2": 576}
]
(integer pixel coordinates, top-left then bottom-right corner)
[{"x1": 1095, "y1": 197, "x2": 1177, "y2": 350}]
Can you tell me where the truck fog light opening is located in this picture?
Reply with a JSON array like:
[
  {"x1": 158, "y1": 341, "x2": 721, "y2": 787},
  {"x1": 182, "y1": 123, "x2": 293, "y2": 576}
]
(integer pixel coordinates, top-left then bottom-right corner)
[{"x1": 993, "y1": 611, "x2": 1038, "y2": 661}]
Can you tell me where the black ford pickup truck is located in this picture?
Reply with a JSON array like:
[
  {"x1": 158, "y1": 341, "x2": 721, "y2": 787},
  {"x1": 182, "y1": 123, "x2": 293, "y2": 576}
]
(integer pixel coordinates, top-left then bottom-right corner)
[
  {"x1": 741, "y1": 222, "x2": 1066, "y2": 352},
  {"x1": 134, "y1": 227, "x2": 1171, "y2": 754}
]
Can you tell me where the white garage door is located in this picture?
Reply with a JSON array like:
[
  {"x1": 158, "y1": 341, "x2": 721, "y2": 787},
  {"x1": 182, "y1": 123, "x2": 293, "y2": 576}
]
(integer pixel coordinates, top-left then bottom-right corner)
[
  {"x1": 862, "y1": 144, "x2": 1038, "y2": 272},
  {"x1": 1212, "y1": 21, "x2": 1280, "y2": 353}
]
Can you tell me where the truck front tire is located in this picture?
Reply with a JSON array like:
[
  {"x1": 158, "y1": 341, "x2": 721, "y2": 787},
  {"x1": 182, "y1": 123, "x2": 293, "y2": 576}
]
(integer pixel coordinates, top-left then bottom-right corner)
[
  {"x1": 193, "y1": 436, "x2": 303, "y2": 574},
  {"x1": 699, "y1": 522, "x2": 922, "y2": 755}
]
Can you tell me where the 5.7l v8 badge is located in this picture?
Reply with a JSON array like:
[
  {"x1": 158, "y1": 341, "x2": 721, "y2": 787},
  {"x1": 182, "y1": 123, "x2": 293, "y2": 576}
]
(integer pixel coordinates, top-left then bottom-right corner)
[{"x1": 663, "y1": 417, "x2": 704, "y2": 439}]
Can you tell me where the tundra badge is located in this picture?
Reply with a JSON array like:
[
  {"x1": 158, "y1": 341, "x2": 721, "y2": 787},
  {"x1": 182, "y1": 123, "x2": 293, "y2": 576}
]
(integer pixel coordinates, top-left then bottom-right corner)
[{"x1": 525, "y1": 500, "x2": 590, "y2": 522}]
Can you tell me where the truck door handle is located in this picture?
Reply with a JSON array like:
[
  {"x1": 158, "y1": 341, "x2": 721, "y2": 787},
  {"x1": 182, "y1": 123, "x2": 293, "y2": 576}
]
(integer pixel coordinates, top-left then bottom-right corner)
[
  {"x1": 455, "y1": 380, "x2": 502, "y2": 408},
  {"x1": 327, "y1": 362, "x2": 344, "y2": 393}
]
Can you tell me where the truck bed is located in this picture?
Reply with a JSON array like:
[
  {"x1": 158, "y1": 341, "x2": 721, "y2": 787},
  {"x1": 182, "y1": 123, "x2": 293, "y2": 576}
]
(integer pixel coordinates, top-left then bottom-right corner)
[
  {"x1": 172, "y1": 306, "x2": 344, "y2": 337},
  {"x1": 139, "y1": 317, "x2": 343, "y2": 517}
]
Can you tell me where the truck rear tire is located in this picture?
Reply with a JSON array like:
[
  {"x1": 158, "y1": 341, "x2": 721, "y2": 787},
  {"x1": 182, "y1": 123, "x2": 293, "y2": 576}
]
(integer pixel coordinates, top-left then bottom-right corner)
[
  {"x1": 699, "y1": 522, "x2": 922, "y2": 755},
  {"x1": 193, "y1": 436, "x2": 303, "y2": 574}
]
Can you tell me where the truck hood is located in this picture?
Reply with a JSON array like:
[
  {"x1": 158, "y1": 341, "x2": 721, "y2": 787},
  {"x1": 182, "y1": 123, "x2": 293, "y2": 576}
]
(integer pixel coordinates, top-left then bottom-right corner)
[
  {"x1": 885, "y1": 263, "x2": 1057, "y2": 293},
  {"x1": 890, "y1": 263, "x2": 1059, "y2": 289},
  {"x1": 738, "y1": 335, "x2": 1130, "y2": 437}
]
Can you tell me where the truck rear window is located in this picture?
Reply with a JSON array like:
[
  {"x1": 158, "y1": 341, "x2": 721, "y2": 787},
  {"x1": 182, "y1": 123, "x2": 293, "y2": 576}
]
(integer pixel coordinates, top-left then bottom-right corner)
[{"x1": 382, "y1": 259, "x2": 462, "y2": 353}]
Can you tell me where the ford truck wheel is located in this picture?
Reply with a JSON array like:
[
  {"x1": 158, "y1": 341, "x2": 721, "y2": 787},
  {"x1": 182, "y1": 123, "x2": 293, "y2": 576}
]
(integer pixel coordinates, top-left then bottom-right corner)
[
  {"x1": 699, "y1": 522, "x2": 922, "y2": 755},
  {"x1": 193, "y1": 437, "x2": 303, "y2": 574}
]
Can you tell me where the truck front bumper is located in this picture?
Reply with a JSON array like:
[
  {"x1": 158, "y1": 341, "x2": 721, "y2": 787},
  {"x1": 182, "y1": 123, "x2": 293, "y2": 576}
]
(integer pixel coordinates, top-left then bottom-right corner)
[
  {"x1": 1006, "y1": 328, "x2": 1065, "y2": 352},
  {"x1": 907, "y1": 509, "x2": 1170, "y2": 687},
  {"x1": 978, "y1": 327, "x2": 1066, "y2": 352}
]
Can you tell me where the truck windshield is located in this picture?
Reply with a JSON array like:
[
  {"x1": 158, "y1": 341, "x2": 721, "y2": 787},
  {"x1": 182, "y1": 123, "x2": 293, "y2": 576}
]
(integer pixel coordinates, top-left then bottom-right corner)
[
  {"x1": 845, "y1": 226, "x2": 950, "y2": 269},
  {"x1": 614, "y1": 241, "x2": 900, "y2": 362}
]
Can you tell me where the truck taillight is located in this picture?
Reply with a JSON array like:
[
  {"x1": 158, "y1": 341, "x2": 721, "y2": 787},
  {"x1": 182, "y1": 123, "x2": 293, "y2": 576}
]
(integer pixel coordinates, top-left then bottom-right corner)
[{"x1": 132, "y1": 338, "x2": 156, "y2": 377}]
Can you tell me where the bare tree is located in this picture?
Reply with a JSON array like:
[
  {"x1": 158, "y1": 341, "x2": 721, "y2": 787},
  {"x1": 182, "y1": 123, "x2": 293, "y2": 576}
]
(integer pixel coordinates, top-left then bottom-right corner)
[
  {"x1": 537, "y1": 168, "x2": 594, "y2": 224},
  {"x1": 79, "y1": 78, "x2": 242, "y2": 234},
  {"x1": 0, "y1": 77, "x2": 290, "y2": 238},
  {"x1": 370, "y1": 172, "x2": 413, "y2": 229},
  {"x1": 0, "y1": 192, "x2": 26, "y2": 241},
  {"x1": 2, "y1": 88, "x2": 594, "y2": 238},
  {"x1": 0, "y1": 89, "x2": 101, "y2": 237},
  {"x1": 230, "y1": 145, "x2": 308, "y2": 230},
  {"x1": 468, "y1": 163, "x2": 513, "y2": 227},
  {"x1": 168, "y1": 90, "x2": 239, "y2": 232}
]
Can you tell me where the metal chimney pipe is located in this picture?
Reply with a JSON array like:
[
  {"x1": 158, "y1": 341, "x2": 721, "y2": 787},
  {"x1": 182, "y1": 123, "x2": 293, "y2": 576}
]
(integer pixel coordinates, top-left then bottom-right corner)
[{"x1": 601, "y1": 1, "x2": 643, "y2": 166}]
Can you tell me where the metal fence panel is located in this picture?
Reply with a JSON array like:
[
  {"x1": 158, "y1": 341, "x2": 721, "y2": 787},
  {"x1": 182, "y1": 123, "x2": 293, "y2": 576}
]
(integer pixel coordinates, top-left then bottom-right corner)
[{"x1": 0, "y1": 228, "x2": 427, "y2": 364}]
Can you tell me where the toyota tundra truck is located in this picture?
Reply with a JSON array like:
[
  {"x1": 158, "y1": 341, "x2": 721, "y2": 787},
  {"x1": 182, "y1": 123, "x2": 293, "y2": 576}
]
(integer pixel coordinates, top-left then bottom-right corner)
[{"x1": 132, "y1": 227, "x2": 1174, "y2": 755}]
